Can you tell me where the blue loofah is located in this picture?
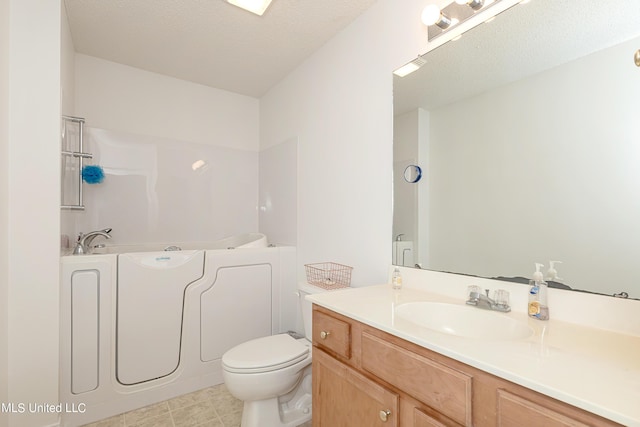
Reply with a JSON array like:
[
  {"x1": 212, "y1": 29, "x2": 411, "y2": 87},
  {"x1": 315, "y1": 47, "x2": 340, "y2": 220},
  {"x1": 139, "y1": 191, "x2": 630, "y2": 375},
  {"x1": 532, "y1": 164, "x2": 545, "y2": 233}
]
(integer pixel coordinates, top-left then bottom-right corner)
[{"x1": 81, "y1": 165, "x2": 105, "y2": 184}]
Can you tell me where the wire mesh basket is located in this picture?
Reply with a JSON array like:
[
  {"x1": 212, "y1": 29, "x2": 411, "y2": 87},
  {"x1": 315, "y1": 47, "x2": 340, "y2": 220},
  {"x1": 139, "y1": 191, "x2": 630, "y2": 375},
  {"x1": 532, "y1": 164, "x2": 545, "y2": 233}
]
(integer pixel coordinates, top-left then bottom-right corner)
[{"x1": 305, "y1": 262, "x2": 353, "y2": 290}]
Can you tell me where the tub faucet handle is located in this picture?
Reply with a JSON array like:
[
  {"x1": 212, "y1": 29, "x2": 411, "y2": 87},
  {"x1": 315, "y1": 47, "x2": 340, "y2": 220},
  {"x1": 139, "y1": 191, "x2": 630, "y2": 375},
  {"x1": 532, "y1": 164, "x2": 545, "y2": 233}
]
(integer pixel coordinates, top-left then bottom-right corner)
[{"x1": 73, "y1": 228, "x2": 112, "y2": 255}]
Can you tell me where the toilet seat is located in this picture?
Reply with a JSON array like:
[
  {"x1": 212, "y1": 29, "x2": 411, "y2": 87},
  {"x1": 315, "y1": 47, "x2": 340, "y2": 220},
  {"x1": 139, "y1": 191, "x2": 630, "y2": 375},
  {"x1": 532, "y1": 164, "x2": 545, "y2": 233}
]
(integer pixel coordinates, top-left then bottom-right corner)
[{"x1": 222, "y1": 334, "x2": 310, "y2": 374}]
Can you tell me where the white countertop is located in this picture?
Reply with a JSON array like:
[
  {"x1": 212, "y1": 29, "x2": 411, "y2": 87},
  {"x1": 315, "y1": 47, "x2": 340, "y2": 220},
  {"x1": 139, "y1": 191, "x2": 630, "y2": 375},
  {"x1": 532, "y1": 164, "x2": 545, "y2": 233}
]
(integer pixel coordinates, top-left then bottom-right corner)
[{"x1": 307, "y1": 281, "x2": 640, "y2": 426}]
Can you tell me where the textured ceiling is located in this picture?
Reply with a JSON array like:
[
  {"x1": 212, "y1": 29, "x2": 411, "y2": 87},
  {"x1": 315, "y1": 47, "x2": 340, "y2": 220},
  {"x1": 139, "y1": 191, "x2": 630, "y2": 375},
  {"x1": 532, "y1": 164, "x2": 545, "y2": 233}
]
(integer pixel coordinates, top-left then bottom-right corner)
[
  {"x1": 394, "y1": 0, "x2": 640, "y2": 115},
  {"x1": 64, "y1": 0, "x2": 377, "y2": 97}
]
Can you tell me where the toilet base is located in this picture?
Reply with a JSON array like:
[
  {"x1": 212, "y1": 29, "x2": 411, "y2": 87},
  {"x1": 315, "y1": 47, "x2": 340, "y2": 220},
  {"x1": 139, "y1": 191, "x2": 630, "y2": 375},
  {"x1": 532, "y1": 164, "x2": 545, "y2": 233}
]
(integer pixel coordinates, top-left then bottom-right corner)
[
  {"x1": 241, "y1": 396, "x2": 311, "y2": 427},
  {"x1": 240, "y1": 374, "x2": 312, "y2": 427}
]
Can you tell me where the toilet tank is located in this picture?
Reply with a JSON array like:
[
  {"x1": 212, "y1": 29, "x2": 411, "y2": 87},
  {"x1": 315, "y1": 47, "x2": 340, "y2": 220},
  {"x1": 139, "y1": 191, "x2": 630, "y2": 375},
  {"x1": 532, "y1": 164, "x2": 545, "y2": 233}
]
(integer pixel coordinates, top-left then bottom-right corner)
[{"x1": 297, "y1": 283, "x2": 327, "y2": 340}]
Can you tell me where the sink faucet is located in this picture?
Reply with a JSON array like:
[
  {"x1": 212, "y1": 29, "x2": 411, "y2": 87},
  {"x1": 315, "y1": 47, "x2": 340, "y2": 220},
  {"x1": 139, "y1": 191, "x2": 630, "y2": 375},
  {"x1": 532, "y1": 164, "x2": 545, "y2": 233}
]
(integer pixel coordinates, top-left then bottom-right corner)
[
  {"x1": 466, "y1": 288, "x2": 510, "y2": 313},
  {"x1": 73, "y1": 228, "x2": 112, "y2": 255}
]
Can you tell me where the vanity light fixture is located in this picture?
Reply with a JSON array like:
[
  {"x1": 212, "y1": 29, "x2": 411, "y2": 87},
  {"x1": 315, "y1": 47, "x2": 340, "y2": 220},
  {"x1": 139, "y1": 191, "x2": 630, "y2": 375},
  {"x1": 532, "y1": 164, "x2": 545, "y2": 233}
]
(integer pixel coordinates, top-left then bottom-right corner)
[
  {"x1": 410, "y1": 0, "x2": 531, "y2": 63},
  {"x1": 226, "y1": 0, "x2": 273, "y2": 16},
  {"x1": 456, "y1": 0, "x2": 485, "y2": 10},
  {"x1": 393, "y1": 56, "x2": 427, "y2": 77},
  {"x1": 422, "y1": 4, "x2": 452, "y2": 29},
  {"x1": 422, "y1": 1, "x2": 480, "y2": 41},
  {"x1": 635, "y1": 49, "x2": 640, "y2": 67}
]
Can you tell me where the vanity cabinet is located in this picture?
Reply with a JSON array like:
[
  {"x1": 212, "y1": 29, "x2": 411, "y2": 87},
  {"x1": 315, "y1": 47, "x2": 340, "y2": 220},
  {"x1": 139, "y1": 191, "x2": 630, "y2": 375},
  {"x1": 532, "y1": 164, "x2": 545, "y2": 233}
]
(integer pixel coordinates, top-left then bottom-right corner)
[{"x1": 312, "y1": 305, "x2": 622, "y2": 427}]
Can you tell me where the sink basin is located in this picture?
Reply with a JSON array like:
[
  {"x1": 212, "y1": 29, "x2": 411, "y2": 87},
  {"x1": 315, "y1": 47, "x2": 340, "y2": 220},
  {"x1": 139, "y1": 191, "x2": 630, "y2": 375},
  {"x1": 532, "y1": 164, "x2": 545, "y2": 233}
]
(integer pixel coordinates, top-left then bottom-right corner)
[{"x1": 394, "y1": 302, "x2": 533, "y2": 340}]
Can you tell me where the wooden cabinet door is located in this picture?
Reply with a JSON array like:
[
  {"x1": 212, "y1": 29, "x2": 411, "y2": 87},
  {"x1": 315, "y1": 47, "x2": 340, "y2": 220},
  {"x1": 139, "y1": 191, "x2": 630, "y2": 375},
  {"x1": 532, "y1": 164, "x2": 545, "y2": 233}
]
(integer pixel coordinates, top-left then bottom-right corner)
[{"x1": 313, "y1": 348, "x2": 399, "y2": 427}]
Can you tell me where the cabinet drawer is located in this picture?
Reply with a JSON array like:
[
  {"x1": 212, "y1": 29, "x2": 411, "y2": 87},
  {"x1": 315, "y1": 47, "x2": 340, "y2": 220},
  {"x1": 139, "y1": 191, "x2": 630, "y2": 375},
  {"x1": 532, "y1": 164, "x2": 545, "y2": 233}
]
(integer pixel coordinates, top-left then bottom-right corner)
[
  {"x1": 497, "y1": 389, "x2": 590, "y2": 427},
  {"x1": 361, "y1": 332, "x2": 472, "y2": 426},
  {"x1": 414, "y1": 408, "x2": 458, "y2": 427},
  {"x1": 313, "y1": 309, "x2": 351, "y2": 359}
]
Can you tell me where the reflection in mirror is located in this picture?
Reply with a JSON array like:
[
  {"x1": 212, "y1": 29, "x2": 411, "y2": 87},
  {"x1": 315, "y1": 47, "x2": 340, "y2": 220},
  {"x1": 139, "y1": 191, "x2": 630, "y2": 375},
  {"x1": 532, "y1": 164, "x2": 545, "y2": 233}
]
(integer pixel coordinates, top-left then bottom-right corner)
[{"x1": 393, "y1": 0, "x2": 640, "y2": 299}]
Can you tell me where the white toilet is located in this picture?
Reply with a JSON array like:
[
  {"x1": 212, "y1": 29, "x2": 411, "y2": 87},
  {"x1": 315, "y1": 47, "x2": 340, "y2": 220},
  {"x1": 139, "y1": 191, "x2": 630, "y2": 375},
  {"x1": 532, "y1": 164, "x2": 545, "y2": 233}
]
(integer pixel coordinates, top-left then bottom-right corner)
[{"x1": 222, "y1": 283, "x2": 324, "y2": 427}]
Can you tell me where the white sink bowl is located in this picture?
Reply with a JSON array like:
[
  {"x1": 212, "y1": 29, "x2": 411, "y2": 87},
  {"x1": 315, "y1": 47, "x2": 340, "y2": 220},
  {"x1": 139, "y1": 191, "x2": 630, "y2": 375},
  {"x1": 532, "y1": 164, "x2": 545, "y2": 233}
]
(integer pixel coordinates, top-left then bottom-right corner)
[{"x1": 395, "y1": 302, "x2": 533, "y2": 340}]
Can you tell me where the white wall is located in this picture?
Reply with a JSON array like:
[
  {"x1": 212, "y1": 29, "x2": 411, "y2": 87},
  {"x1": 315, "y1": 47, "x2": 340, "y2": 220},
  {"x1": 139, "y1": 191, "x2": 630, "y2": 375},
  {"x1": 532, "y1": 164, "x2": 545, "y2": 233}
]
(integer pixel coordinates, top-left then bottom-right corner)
[
  {"x1": 7, "y1": 1, "x2": 61, "y2": 426},
  {"x1": 81, "y1": 127, "x2": 259, "y2": 245},
  {"x1": 60, "y1": 2, "x2": 78, "y2": 249},
  {"x1": 0, "y1": 0, "x2": 10, "y2": 423},
  {"x1": 427, "y1": 36, "x2": 640, "y2": 297},
  {"x1": 260, "y1": 0, "x2": 430, "y2": 286},
  {"x1": 75, "y1": 54, "x2": 259, "y2": 151},
  {"x1": 61, "y1": 3, "x2": 75, "y2": 116},
  {"x1": 259, "y1": 138, "x2": 298, "y2": 246},
  {"x1": 67, "y1": 55, "x2": 262, "y2": 246}
]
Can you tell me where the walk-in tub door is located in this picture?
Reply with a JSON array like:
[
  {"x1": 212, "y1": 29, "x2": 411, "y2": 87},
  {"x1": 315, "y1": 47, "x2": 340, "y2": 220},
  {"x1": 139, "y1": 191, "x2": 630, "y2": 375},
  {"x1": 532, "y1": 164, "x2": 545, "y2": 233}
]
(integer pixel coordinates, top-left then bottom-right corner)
[
  {"x1": 200, "y1": 264, "x2": 272, "y2": 362},
  {"x1": 116, "y1": 251, "x2": 205, "y2": 385}
]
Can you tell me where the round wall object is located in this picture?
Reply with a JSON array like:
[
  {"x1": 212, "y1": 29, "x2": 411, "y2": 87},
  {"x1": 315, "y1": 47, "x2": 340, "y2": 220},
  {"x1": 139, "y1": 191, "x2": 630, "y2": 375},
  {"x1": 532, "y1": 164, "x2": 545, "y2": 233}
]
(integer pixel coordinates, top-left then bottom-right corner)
[{"x1": 403, "y1": 165, "x2": 422, "y2": 183}]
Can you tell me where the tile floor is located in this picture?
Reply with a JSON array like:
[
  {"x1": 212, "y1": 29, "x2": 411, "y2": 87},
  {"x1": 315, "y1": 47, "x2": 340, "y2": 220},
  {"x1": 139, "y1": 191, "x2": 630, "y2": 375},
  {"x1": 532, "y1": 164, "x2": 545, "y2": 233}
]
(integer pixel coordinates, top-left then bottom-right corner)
[{"x1": 81, "y1": 384, "x2": 313, "y2": 427}]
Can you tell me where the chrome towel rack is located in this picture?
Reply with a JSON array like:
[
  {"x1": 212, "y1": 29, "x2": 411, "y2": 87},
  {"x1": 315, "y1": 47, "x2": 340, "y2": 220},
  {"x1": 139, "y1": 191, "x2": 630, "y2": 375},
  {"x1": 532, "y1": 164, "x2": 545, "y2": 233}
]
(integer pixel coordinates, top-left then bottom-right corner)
[{"x1": 61, "y1": 115, "x2": 92, "y2": 210}]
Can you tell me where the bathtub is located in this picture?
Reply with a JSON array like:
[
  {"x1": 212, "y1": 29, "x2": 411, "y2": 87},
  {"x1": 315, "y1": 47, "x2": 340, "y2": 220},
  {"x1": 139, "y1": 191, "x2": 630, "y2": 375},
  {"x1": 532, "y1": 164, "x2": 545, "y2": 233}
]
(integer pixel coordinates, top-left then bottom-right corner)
[{"x1": 59, "y1": 234, "x2": 297, "y2": 427}]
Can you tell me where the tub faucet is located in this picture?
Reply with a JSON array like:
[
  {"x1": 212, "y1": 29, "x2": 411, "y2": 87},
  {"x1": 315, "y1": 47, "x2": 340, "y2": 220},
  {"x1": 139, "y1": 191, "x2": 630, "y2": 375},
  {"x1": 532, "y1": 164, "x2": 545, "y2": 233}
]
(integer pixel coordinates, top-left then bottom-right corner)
[
  {"x1": 73, "y1": 228, "x2": 112, "y2": 255},
  {"x1": 466, "y1": 288, "x2": 511, "y2": 313}
]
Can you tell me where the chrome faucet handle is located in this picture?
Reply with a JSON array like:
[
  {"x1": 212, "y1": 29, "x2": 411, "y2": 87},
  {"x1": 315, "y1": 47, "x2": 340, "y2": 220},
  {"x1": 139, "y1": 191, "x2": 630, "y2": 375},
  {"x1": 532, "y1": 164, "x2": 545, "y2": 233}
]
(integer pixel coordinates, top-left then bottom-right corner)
[
  {"x1": 72, "y1": 233, "x2": 86, "y2": 255},
  {"x1": 493, "y1": 289, "x2": 510, "y2": 308},
  {"x1": 73, "y1": 228, "x2": 112, "y2": 255},
  {"x1": 466, "y1": 285, "x2": 482, "y2": 301}
]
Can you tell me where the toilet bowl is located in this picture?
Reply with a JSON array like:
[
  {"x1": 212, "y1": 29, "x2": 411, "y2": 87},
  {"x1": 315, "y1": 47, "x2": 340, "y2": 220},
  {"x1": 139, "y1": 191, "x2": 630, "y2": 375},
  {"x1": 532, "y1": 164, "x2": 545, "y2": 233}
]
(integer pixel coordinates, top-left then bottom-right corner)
[{"x1": 221, "y1": 283, "x2": 323, "y2": 427}]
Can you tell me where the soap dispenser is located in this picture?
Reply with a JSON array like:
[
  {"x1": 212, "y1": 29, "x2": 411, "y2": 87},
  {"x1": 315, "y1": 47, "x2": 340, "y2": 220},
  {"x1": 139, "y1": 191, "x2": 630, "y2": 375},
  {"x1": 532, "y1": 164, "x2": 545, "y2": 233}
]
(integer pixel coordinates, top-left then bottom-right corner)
[
  {"x1": 546, "y1": 261, "x2": 563, "y2": 282},
  {"x1": 528, "y1": 263, "x2": 549, "y2": 320},
  {"x1": 392, "y1": 267, "x2": 403, "y2": 290}
]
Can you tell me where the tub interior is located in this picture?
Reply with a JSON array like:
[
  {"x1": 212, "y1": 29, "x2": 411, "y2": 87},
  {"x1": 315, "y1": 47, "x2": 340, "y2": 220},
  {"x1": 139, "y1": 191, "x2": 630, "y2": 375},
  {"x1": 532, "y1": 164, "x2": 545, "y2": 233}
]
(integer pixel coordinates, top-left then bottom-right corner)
[{"x1": 90, "y1": 232, "x2": 268, "y2": 255}]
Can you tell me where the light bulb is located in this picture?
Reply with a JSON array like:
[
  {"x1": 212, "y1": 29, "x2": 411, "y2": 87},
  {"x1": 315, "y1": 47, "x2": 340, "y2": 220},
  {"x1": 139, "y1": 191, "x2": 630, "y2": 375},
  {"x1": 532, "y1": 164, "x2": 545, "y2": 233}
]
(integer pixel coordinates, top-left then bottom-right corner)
[
  {"x1": 455, "y1": 0, "x2": 468, "y2": 4},
  {"x1": 421, "y1": 4, "x2": 442, "y2": 26},
  {"x1": 422, "y1": 4, "x2": 452, "y2": 29}
]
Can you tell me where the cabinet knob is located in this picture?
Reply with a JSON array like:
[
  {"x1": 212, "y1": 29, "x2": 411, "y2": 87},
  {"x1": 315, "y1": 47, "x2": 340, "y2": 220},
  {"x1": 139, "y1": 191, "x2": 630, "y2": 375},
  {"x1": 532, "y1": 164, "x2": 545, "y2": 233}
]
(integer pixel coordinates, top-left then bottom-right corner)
[
  {"x1": 379, "y1": 409, "x2": 391, "y2": 422},
  {"x1": 320, "y1": 330, "x2": 331, "y2": 340}
]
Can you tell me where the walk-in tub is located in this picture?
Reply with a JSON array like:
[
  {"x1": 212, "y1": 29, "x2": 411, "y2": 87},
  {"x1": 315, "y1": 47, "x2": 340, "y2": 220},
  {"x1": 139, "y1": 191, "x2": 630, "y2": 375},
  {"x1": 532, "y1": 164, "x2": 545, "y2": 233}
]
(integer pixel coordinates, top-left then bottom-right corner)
[{"x1": 59, "y1": 233, "x2": 297, "y2": 426}]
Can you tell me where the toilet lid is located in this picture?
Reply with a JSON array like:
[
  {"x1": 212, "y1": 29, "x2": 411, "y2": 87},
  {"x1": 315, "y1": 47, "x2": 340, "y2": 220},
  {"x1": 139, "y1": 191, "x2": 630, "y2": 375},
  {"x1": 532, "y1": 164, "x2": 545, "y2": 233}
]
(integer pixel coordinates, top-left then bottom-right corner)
[{"x1": 222, "y1": 334, "x2": 310, "y2": 374}]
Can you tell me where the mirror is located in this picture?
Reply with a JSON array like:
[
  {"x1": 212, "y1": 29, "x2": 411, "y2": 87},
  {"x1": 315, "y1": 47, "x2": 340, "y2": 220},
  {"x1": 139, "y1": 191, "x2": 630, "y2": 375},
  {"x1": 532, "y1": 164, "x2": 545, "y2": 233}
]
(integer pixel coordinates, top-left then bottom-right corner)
[{"x1": 393, "y1": 0, "x2": 640, "y2": 299}]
